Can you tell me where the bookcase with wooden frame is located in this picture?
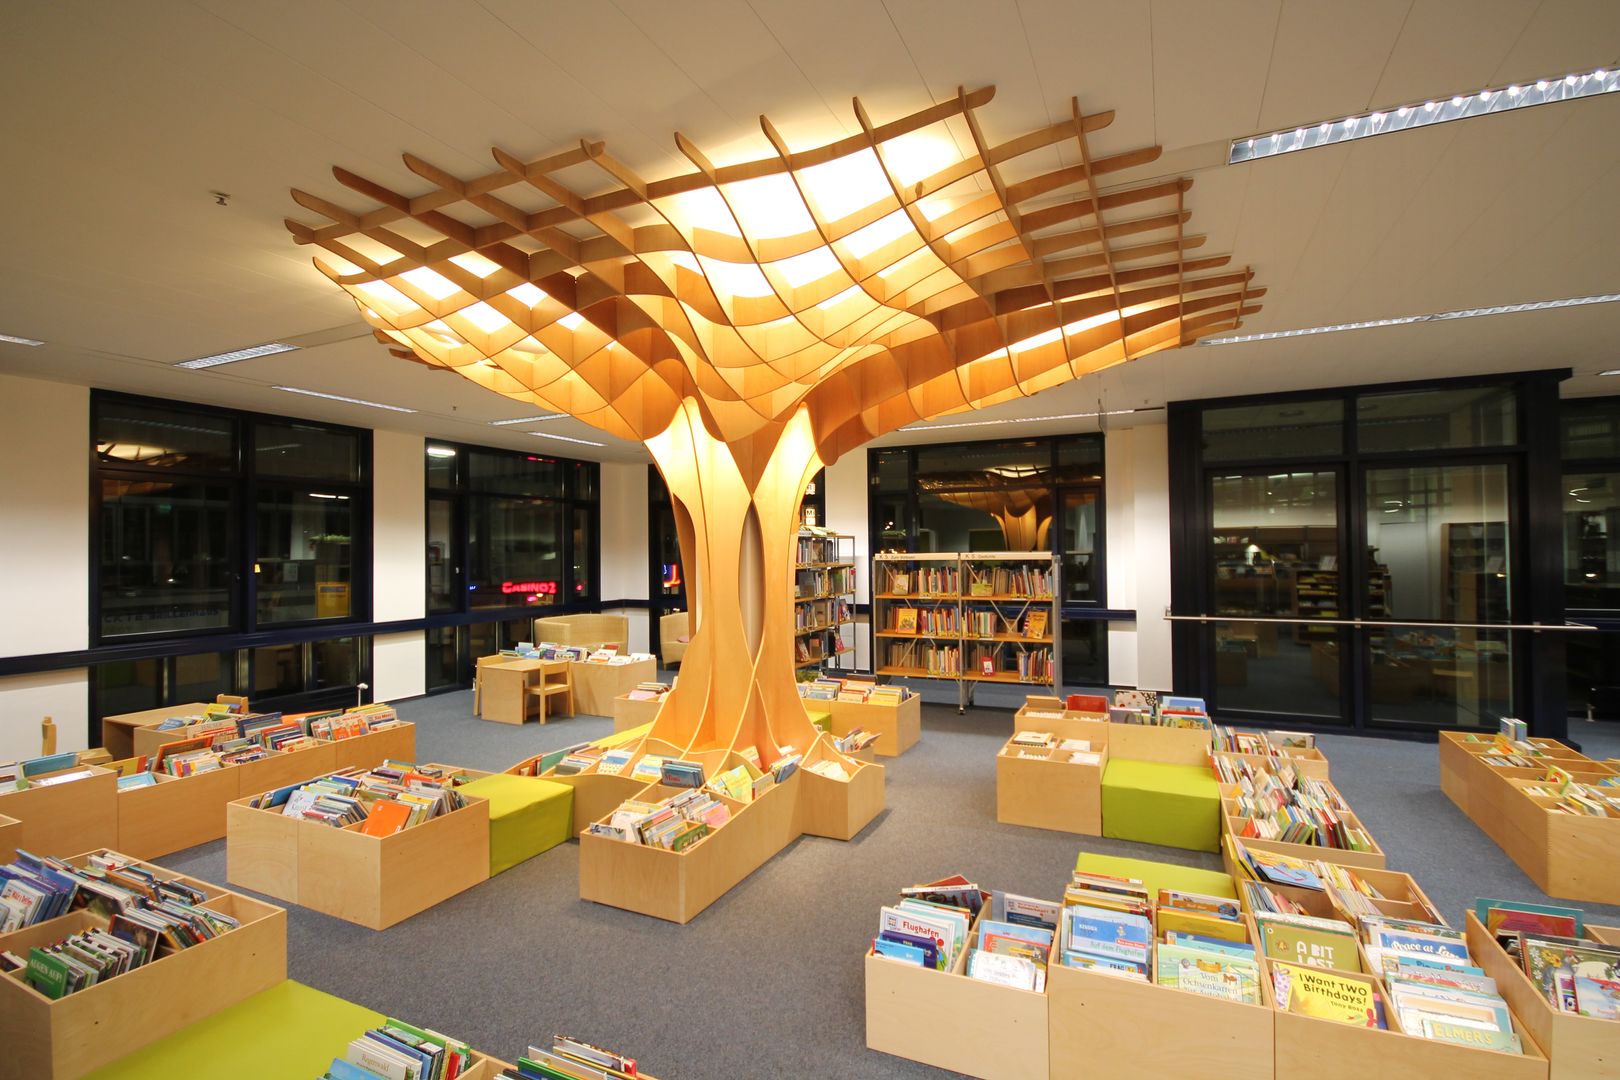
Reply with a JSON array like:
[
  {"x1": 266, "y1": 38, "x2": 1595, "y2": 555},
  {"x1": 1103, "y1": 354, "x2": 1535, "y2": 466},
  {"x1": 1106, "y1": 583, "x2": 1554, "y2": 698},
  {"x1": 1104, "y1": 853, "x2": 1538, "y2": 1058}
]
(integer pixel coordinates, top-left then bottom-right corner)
[
  {"x1": 0, "y1": 849, "x2": 287, "y2": 1079},
  {"x1": 793, "y1": 529, "x2": 857, "y2": 672},
  {"x1": 1438, "y1": 731, "x2": 1620, "y2": 905},
  {"x1": 872, "y1": 551, "x2": 1060, "y2": 711}
]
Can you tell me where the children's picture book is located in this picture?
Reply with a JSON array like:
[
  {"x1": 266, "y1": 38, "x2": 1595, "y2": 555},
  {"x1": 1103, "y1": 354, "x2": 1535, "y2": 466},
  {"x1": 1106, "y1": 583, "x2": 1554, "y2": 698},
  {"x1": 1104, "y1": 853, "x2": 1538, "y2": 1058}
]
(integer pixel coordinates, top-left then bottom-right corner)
[
  {"x1": 893, "y1": 608, "x2": 918, "y2": 634},
  {"x1": 1273, "y1": 962, "x2": 1382, "y2": 1027}
]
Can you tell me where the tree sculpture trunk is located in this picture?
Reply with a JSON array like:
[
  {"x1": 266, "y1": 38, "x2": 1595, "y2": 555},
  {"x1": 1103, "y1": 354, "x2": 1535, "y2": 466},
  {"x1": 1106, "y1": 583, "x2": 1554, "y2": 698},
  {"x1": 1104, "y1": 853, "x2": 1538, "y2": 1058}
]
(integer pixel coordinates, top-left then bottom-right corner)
[{"x1": 643, "y1": 400, "x2": 830, "y2": 772}]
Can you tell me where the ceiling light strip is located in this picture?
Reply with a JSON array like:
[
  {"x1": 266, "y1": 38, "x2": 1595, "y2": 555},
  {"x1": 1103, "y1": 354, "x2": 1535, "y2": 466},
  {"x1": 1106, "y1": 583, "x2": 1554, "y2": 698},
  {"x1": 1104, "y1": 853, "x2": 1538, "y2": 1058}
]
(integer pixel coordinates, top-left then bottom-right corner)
[
  {"x1": 1230, "y1": 64, "x2": 1618, "y2": 164},
  {"x1": 903, "y1": 408, "x2": 1148, "y2": 432},
  {"x1": 528, "y1": 430, "x2": 605, "y2": 447},
  {"x1": 176, "y1": 342, "x2": 299, "y2": 369},
  {"x1": 490, "y1": 414, "x2": 566, "y2": 425},
  {"x1": 0, "y1": 332, "x2": 46, "y2": 347},
  {"x1": 1200, "y1": 293, "x2": 1620, "y2": 346},
  {"x1": 273, "y1": 386, "x2": 417, "y2": 413}
]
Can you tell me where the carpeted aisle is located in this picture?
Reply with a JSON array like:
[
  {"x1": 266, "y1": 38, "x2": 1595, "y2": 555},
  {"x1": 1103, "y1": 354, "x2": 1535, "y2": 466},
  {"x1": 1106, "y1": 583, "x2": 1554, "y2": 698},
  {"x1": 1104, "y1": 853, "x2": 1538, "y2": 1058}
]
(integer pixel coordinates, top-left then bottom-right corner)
[{"x1": 150, "y1": 693, "x2": 1620, "y2": 1079}]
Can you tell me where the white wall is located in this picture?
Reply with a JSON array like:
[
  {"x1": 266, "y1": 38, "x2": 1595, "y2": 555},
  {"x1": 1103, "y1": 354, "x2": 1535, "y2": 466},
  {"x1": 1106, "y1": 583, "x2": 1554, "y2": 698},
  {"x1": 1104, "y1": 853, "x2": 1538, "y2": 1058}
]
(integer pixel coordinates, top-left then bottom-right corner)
[
  {"x1": 373, "y1": 630, "x2": 426, "y2": 702},
  {"x1": 372, "y1": 429, "x2": 425, "y2": 622},
  {"x1": 822, "y1": 451, "x2": 870, "y2": 668},
  {"x1": 0, "y1": 375, "x2": 89, "y2": 756},
  {"x1": 1104, "y1": 423, "x2": 1173, "y2": 691},
  {"x1": 0, "y1": 375, "x2": 88, "y2": 657},
  {"x1": 599, "y1": 462, "x2": 650, "y2": 653}
]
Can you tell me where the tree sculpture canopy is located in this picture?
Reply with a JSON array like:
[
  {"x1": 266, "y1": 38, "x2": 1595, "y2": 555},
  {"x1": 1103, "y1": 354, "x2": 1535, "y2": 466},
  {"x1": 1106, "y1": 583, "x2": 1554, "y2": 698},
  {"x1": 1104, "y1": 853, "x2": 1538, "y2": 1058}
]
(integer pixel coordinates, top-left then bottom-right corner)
[{"x1": 287, "y1": 85, "x2": 1260, "y2": 479}]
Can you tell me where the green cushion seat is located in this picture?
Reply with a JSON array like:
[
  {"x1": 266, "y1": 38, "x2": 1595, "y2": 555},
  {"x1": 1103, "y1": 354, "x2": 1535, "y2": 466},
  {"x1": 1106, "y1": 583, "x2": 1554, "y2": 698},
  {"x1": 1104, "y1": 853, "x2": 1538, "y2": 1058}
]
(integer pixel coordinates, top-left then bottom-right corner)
[
  {"x1": 1100, "y1": 758, "x2": 1222, "y2": 853},
  {"x1": 88, "y1": 980, "x2": 380, "y2": 1079},
  {"x1": 460, "y1": 773, "x2": 574, "y2": 876},
  {"x1": 1074, "y1": 851, "x2": 1236, "y2": 900}
]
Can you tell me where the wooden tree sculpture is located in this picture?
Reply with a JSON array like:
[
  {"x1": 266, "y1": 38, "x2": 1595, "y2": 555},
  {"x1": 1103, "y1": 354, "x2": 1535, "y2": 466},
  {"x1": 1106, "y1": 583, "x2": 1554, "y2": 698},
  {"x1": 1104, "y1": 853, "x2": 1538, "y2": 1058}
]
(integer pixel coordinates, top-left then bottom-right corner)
[{"x1": 289, "y1": 86, "x2": 1260, "y2": 917}]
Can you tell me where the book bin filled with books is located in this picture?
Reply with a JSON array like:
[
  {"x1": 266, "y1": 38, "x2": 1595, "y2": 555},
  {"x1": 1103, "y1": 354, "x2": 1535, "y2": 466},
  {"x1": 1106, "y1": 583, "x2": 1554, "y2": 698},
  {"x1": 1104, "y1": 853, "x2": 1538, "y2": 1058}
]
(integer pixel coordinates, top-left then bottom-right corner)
[
  {"x1": 225, "y1": 762, "x2": 490, "y2": 930},
  {"x1": 0, "y1": 849, "x2": 287, "y2": 1078},
  {"x1": 1464, "y1": 902, "x2": 1620, "y2": 1080},
  {"x1": 800, "y1": 676, "x2": 921, "y2": 757},
  {"x1": 1217, "y1": 755, "x2": 1386, "y2": 869},
  {"x1": 996, "y1": 702, "x2": 1108, "y2": 835},
  {"x1": 1439, "y1": 725, "x2": 1620, "y2": 904}
]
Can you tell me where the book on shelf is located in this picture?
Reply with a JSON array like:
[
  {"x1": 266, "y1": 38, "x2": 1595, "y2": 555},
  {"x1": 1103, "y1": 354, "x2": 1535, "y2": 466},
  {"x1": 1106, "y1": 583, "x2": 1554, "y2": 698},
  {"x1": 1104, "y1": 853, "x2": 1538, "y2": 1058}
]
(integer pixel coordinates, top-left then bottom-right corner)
[
  {"x1": 892, "y1": 608, "x2": 919, "y2": 634},
  {"x1": 1024, "y1": 610, "x2": 1048, "y2": 639}
]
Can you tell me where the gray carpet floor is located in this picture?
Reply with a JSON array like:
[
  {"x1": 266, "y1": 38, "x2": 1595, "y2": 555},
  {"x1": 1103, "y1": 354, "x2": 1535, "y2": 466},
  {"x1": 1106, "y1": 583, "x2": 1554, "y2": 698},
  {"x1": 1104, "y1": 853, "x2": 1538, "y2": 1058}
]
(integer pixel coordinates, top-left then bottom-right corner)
[{"x1": 152, "y1": 694, "x2": 1620, "y2": 1078}]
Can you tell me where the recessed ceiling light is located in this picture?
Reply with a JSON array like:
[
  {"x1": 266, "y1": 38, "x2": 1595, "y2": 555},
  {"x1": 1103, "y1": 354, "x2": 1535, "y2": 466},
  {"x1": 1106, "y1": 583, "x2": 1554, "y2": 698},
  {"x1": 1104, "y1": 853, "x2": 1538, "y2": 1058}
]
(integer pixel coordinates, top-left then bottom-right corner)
[
  {"x1": 490, "y1": 414, "x2": 566, "y2": 425},
  {"x1": 273, "y1": 386, "x2": 416, "y2": 412},
  {"x1": 1229, "y1": 63, "x2": 1619, "y2": 163},
  {"x1": 0, "y1": 332, "x2": 45, "y2": 347},
  {"x1": 1200, "y1": 293, "x2": 1620, "y2": 346},
  {"x1": 176, "y1": 342, "x2": 298, "y2": 369},
  {"x1": 528, "y1": 430, "x2": 605, "y2": 447},
  {"x1": 902, "y1": 408, "x2": 1146, "y2": 432}
]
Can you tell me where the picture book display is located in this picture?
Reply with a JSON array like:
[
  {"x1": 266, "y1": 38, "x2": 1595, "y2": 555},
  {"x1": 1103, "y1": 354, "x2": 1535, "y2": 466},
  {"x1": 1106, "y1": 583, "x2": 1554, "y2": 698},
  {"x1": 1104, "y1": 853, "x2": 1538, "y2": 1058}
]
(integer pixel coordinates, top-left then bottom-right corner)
[
  {"x1": 1219, "y1": 756, "x2": 1376, "y2": 853},
  {"x1": 0, "y1": 850, "x2": 239, "y2": 998},
  {"x1": 495, "y1": 1034, "x2": 654, "y2": 1079},
  {"x1": 323, "y1": 1017, "x2": 474, "y2": 1080},
  {"x1": 1228, "y1": 838, "x2": 1436, "y2": 922},
  {"x1": 241, "y1": 761, "x2": 467, "y2": 837},
  {"x1": 1479, "y1": 898, "x2": 1620, "y2": 1022}
]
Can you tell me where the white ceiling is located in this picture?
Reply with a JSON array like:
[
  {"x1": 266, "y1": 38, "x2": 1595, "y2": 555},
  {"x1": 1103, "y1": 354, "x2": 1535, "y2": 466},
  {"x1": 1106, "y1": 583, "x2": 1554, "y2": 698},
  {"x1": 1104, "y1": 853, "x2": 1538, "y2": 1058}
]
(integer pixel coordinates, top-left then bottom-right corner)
[{"x1": 1, "y1": 0, "x2": 1617, "y2": 464}]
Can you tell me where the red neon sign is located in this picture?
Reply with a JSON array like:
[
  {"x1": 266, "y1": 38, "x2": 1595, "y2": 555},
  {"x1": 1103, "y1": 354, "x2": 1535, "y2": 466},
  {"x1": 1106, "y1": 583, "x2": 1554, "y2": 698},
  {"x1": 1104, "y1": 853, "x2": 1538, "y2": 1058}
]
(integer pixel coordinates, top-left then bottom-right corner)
[{"x1": 501, "y1": 580, "x2": 557, "y2": 595}]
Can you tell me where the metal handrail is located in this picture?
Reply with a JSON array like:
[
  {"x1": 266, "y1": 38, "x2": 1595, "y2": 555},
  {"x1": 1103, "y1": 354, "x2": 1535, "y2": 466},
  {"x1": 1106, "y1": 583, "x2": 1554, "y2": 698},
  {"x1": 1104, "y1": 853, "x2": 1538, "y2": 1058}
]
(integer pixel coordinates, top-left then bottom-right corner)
[{"x1": 1162, "y1": 611, "x2": 1597, "y2": 633}]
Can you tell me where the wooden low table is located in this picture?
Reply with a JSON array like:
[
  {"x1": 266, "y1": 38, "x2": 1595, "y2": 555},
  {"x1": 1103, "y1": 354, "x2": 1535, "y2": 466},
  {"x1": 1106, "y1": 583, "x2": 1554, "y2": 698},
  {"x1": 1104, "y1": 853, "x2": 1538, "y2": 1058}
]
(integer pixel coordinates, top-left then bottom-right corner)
[{"x1": 479, "y1": 659, "x2": 546, "y2": 725}]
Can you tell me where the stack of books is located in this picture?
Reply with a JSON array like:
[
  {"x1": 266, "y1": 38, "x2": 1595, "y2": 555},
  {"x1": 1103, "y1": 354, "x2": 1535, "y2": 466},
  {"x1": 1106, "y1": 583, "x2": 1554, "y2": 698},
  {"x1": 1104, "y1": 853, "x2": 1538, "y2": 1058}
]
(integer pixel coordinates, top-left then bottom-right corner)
[
  {"x1": 1225, "y1": 762, "x2": 1373, "y2": 852},
  {"x1": 1059, "y1": 870, "x2": 1152, "y2": 980},
  {"x1": 308, "y1": 704, "x2": 403, "y2": 742},
  {"x1": 870, "y1": 874, "x2": 983, "y2": 973},
  {"x1": 1229, "y1": 838, "x2": 1427, "y2": 921},
  {"x1": 0, "y1": 851, "x2": 238, "y2": 997},
  {"x1": 588, "y1": 788, "x2": 729, "y2": 851},
  {"x1": 325, "y1": 1019, "x2": 474, "y2": 1079},
  {"x1": 1478, "y1": 898, "x2": 1620, "y2": 1021},
  {"x1": 1154, "y1": 890, "x2": 1260, "y2": 1003},
  {"x1": 624, "y1": 681, "x2": 670, "y2": 702},
  {"x1": 495, "y1": 1035, "x2": 646, "y2": 1079},
  {"x1": 1214, "y1": 725, "x2": 1317, "y2": 758}
]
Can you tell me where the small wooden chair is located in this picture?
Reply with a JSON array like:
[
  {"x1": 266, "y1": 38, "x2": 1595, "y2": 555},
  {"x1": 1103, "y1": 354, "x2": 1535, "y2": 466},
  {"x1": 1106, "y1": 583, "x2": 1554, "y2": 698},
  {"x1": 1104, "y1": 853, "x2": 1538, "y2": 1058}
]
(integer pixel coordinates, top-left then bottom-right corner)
[
  {"x1": 525, "y1": 660, "x2": 574, "y2": 724},
  {"x1": 473, "y1": 653, "x2": 510, "y2": 717}
]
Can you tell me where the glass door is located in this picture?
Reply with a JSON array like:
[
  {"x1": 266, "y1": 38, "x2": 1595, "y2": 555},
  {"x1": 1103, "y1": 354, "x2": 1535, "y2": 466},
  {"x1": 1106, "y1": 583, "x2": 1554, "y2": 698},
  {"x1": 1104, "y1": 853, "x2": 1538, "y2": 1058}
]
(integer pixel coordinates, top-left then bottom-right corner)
[
  {"x1": 1206, "y1": 470, "x2": 1346, "y2": 724},
  {"x1": 1360, "y1": 462, "x2": 1514, "y2": 730}
]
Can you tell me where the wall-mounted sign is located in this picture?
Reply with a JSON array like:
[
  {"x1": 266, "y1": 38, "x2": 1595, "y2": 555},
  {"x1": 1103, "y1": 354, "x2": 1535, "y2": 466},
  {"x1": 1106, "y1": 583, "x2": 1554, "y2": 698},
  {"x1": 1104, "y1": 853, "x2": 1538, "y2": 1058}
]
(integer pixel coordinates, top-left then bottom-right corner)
[{"x1": 501, "y1": 580, "x2": 557, "y2": 595}]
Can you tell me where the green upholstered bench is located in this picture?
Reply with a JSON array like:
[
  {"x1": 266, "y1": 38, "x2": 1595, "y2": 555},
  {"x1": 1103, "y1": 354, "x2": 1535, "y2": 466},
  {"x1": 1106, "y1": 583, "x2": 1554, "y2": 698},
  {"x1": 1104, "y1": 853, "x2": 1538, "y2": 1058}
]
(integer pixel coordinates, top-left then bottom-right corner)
[
  {"x1": 1073, "y1": 851, "x2": 1236, "y2": 900},
  {"x1": 1100, "y1": 758, "x2": 1222, "y2": 853},
  {"x1": 460, "y1": 773, "x2": 574, "y2": 876},
  {"x1": 87, "y1": 980, "x2": 381, "y2": 1079}
]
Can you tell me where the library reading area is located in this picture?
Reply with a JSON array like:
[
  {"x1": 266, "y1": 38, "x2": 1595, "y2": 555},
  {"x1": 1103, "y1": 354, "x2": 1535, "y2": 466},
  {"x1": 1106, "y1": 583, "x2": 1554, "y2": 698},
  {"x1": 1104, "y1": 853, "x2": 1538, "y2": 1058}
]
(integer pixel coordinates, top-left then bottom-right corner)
[{"x1": 4, "y1": 5, "x2": 1620, "y2": 1078}]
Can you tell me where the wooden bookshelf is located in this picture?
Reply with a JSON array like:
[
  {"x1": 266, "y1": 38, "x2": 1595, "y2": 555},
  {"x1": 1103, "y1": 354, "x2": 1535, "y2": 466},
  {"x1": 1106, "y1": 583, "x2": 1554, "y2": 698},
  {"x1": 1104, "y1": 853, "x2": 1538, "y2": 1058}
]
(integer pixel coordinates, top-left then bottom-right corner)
[
  {"x1": 577, "y1": 745, "x2": 884, "y2": 923},
  {"x1": 866, "y1": 906, "x2": 1053, "y2": 1080},
  {"x1": 0, "y1": 849, "x2": 287, "y2": 1079},
  {"x1": 826, "y1": 692, "x2": 920, "y2": 758},
  {"x1": 1438, "y1": 731, "x2": 1620, "y2": 903},
  {"x1": 225, "y1": 778, "x2": 490, "y2": 930},
  {"x1": 996, "y1": 705, "x2": 1108, "y2": 835},
  {"x1": 794, "y1": 530, "x2": 857, "y2": 673},
  {"x1": 0, "y1": 813, "x2": 19, "y2": 863},
  {"x1": 872, "y1": 551, "x2": 1060, "y2": 710}
]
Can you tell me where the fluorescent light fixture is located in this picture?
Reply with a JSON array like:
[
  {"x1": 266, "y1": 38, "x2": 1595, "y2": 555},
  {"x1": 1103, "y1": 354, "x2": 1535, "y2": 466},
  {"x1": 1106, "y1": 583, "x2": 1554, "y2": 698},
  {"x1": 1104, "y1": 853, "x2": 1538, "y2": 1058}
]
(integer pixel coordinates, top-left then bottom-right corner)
[
  {"x1": 176, "y1": 342, "x2": 298, "y2": 369},
  {"x1": 490, "y1": 414, "x2": 566, "y2": 425},
  {"x1": 1201, "y1": 293, "x2": 1620, "y2": 346},
  {"x1": 1600, "y1": 369, "x2": 1620, "y2": 377},
  {"x1": 273, "y1": 386, "x2": 416, "y2": 413},
  {"x1": 903, "y1": 408, "x2": 1144, "y2": 432},
  {"x1": 307, "y1": 492, "x2": 349, "y2": 500},
  {"x1": 426, "y1": 445, "x2": 457, "y2": 458},
  {"x1": 0, "y1": 332, "x2": 45, "y2": 347},
  {"x1": 1230, "y1": 64, "x2": 1619, "y2": 164},
  {"x1": 528, "y1": 430, "x2": 605, "y2": 447}
]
